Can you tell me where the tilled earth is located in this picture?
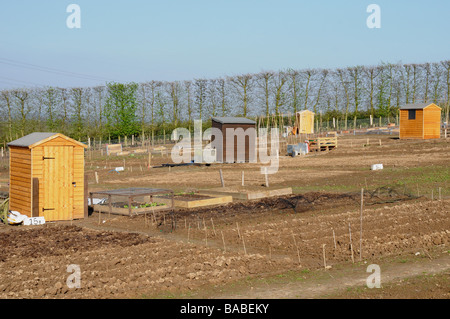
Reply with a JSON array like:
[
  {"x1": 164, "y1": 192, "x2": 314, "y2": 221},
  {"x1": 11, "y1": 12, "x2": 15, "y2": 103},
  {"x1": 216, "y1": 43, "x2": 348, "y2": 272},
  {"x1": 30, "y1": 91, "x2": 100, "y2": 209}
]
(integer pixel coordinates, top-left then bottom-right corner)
[
  {"x1": 0, "y1": 196, "x2": 448, "y2": 299},
  {"x1": 0, "y1": 135, "x2": 448, "y2": 299},
  {"x1": 0, "y1": 225, "x2": 296, "y2": 299}
]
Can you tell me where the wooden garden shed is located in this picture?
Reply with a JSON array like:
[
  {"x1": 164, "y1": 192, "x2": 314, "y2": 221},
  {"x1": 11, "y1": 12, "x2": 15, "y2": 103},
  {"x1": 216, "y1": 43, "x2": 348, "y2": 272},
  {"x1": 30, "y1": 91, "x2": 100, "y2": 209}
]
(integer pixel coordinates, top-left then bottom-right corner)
[
  {"x1": 295, "y1": 110, "x2": 315, "y2": 134},
  {"x1": 211, "y1": 117, "x2": 256, "y2": 163},
  {"x1": 399, "y1": 103, "x2": 442, "y2": 139},
  {"x1": 7, "y1": 132, "x2": 87, "y2": 221}
]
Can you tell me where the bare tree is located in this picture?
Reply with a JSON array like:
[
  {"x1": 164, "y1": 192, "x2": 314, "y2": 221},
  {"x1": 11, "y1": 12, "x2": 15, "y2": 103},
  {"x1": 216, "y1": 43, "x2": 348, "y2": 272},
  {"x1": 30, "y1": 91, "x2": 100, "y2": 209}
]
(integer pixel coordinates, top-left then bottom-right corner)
[
  {"x1": 411, "y1": 64, "x2": 419, "y2": 103},
  {"x1": 217, "y1": 78, "x2": 228, "y2": 116},
  {"x1": 301, "y1": 69, "x2": 314, "y2": 110},
  {"x1": 422, "y1": 63, "x2": 431, "y2": 103},
  {"x1": 311, "y1": 69, "x2": 329, "y2": 114},
  {"x1": 43, "y1": 87, "x2": 59, "y2": 132},
  {"x1": 0, "y1": 90, "x2": 13, "y2": 140},
  {"x1": 257, "y1": 71, "x2": 274, "y2": 117},
  {"x1": 12, "y1": 89, "x2": 31, "y2": 137},
  {"x1": 441, "y1": 60, "x2": 450, "y2": 123},
  {"x1": 70, "y1": 87, "x2": 88, "y2": 140},
  {"x1": 348, "y1": 66, "x2": 364, "y2": 121},
  {"x1": 206, "y1": 79, "x2": 220, "y2": 117},
  {"x1": 155, "y1": 89, "x2": 167, "y2": 133},
  {"x1": 183, "y1": 80, "x2": 194, "y2": 129},
  {"x1": 385, "y1": 63, "x2": 396, "y2": 121},
  {"x1": 272, "y1": 71, "x2": 288, "y2": 116},
  {"x1": 364, "y1": 66, "x2": 381, "y2": 116},
  {"x1": 194, "y1": 79, "x2": 207, "y2": 120},
  {"x1": 59, "y1": 87, "x2": 70, "y2": 134},
  {"x1": 92, "y1": 86, "x2": 105, "y2": 137},
  {"x1": 337, "y1": 68, "x2": 351, "y2": 128},
  {"x1": 166, "y1": 81, "x2": 181, "y2": 126},
  {"x1": 403, "y1": 64, "x2": 412, "y2": 104},
  {"x1": 431, "y1": 62, "x2": 443, "y2": 104},
  {"x1": 228, "y1": 74, "x2": 253, "y2": 117}
]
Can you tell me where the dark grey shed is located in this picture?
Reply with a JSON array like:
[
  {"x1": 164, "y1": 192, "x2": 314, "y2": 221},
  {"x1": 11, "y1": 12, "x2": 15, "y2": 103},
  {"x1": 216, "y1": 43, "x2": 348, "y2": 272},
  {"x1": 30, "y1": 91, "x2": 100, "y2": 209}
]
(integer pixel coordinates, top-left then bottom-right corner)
[{"x1": 211, "y1": 117, "x2": 256, "y2": 163}]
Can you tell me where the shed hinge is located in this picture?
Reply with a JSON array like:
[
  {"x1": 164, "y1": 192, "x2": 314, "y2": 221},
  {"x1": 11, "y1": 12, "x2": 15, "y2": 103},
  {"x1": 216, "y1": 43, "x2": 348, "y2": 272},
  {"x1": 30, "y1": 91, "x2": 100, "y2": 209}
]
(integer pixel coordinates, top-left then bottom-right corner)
[
  {"x1": 42, "y1": 156, "x2": 56, "y2": 160},
  {"x1": 42, "y1": 208, "x2": 55, "y2": 212}
]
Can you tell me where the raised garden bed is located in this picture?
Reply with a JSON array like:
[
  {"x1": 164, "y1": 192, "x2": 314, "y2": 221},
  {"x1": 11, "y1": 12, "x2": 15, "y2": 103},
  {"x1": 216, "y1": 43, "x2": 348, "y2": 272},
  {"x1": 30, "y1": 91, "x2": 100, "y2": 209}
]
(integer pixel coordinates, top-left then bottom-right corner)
[
  {"x1": 158, "y1": 192, "x2": 233, "y2": 208},
  {"x1": 89, "y1": 187, "x2": 174, "y2": 216},
  {"x1": 199, "y1": 186, "x2": 292, "y2": 200}
]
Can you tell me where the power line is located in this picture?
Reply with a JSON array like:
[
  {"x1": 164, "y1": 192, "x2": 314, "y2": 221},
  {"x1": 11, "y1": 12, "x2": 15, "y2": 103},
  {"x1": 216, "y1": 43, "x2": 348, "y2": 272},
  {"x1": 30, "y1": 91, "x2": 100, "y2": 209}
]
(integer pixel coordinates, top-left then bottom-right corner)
[
  {"x1": 0, "y1": 79, "x2": 40, "y2": 89},
  {"x1": 0, "y1": 57, "x2": 114, "y2": 82},
  {"x1": 0, "y1": 75, "x2": 43, "y2": 87}
]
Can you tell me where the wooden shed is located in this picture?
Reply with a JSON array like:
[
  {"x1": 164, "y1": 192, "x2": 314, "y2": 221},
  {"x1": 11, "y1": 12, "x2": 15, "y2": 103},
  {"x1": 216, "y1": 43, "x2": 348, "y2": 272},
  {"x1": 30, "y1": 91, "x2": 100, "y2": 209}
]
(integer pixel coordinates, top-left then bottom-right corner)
[
  {"x1": 7, "y1": 132, "x2": 87, "y2": 221},
  {"x1": 295, "y1": 110, "x2": 315, "y2": 134},
  {"x1": 399, "y1": 103, "x2": 442, "y2": 139},
  {"x1": 211, "y1": 117, "x2": 256, "y2": 163}
]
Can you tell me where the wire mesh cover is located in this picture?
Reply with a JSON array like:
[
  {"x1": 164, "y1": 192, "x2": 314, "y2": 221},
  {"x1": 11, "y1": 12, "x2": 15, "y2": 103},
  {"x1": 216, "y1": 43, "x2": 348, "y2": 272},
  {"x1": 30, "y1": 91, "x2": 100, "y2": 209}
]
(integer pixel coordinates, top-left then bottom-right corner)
[
  {"x1": 91, "y1": 188, "x2": 172, "y2": 197},
  {"x1": 89, "y1": 188, "x2": 174, "y2": 216}
]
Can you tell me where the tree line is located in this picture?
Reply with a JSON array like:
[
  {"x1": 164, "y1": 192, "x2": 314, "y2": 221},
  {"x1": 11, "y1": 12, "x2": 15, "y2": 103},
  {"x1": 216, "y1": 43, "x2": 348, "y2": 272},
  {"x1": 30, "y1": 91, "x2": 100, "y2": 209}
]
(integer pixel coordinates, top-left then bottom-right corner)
[{"x1": 1, "y1": 60, "x2": 449, "y2": 143}]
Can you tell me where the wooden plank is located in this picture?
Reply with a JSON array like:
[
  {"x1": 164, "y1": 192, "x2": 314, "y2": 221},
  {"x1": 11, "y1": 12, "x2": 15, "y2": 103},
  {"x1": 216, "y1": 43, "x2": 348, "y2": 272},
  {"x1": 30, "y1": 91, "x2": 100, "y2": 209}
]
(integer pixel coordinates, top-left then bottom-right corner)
[
  {"x1": 10, "y1": 174, "x2": 32, "y2": 183},
  {"x1": 199, "y1": 187, "x2": 293, "y2": 200},
  {"x1": 10, "y1": 159, "x2": 31, "y2": 172},
  {"x1": 10, "y1": 179, "x2": 31, "y2": 189},
  {"x1": 9, "y1": 202, "x2": 31, "y2": 215},
  {"x1": 9, "y1": 201, "x2": 31, "y2": 213},
  {"x1": 185, "y1": 195, "x2": 232, "y2": 208},
  {"x1": 10, "y1": 166, "x2": 32, "y2": 177},
  {"x1": 11, "y1": 152, "x2": 32, "y2": 161},
  {"x1": 9, "y1": 146, "x2": 31, "y2": 154},
  {"x1": 246, "y1": 187, "x2": 293, "y2": 200},
  {"x1": 10, "y1": 199, "x2": 31, "y2": 210},
  {"x1": 158, "y1": 195, "x2": 233, "y2": 208},
  {"x1": 10, "y1": 163, "x2": 32, "y2": 173},
  {"x1": 9, "y1": 185, "x2": 31, "y2": 197},
  {"x1": 93, "y1": 203, "x2": 170, "y2": 216},
  {"x1": 11, "y1": 155, "x2": 32, "y2": 162},
  {"x1": 9, "y1": 191, "x2": 31, "y2": 202}
]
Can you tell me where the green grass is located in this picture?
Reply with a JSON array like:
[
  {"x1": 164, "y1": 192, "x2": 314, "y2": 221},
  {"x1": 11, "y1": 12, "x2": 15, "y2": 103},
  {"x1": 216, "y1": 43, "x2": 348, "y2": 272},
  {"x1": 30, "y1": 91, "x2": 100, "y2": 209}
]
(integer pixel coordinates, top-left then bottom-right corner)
[{"x1": 292, "y1": 165, "x2": 449, "y2": 197}]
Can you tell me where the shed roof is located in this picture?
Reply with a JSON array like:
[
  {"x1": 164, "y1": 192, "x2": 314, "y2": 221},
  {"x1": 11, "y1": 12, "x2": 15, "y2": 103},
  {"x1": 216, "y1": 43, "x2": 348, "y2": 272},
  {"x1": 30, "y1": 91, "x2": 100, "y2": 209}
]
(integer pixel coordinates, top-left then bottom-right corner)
[
  {"x1": 400, "y1": 103, "x2": 441, "y2": 110},
  {"x1": 7, "y1": 132, "x2": 87, "y2": 148},
  {"x1": 211, "y1": 117, "x2": 256, "y2": 125}
]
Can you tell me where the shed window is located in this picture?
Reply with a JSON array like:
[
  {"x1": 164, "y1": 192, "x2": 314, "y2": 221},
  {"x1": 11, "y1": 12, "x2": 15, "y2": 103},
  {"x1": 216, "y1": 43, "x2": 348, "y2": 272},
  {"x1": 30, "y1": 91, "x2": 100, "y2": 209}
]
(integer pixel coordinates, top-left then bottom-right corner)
[{"x1": 408, "y1": 110, "x2": 416, "y2": 120}]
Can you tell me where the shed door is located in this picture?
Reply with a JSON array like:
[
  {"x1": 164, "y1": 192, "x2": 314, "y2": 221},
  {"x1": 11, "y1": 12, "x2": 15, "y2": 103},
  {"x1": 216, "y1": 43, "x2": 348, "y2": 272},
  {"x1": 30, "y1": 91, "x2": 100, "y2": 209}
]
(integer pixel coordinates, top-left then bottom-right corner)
[{"x1": 42, "y1": 146, "x2": 74, "y2": 221}]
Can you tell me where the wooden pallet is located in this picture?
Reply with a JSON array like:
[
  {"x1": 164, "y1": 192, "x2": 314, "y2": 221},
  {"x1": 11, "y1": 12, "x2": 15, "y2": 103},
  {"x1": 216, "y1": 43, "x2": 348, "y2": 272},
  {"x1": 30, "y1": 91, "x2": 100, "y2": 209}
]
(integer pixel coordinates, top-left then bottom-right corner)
[{"x1": 309, "y1": 137, "x2": 337, "y2": 152}]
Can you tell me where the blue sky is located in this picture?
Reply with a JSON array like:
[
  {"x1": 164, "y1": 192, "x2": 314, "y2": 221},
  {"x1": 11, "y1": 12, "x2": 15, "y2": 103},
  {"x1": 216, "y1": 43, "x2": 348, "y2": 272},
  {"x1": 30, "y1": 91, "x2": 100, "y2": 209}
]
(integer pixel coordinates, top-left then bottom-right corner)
[{"x1": 1, "y1": 0, "x2": 449, "y2": 89}]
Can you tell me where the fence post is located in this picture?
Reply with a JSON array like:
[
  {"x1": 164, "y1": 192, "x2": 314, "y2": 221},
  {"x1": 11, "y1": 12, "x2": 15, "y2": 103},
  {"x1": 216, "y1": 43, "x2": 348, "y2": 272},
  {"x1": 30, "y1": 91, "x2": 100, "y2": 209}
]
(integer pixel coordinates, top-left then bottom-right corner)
[{"x1": 84, "y1": 174, "x2": 89, "y2": 219}]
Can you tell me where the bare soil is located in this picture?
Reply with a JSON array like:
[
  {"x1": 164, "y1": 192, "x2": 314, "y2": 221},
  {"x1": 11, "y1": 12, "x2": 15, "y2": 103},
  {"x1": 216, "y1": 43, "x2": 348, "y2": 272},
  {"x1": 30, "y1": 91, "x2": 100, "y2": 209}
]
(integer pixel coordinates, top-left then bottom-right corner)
[{"x1": 0, "y1": 135, "x2": 448, "y2": 299}]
